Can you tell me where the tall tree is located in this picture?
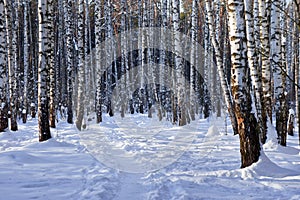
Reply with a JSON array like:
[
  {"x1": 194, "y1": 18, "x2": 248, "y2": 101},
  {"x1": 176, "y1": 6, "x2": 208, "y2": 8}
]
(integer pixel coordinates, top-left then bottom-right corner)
[
  {"x1": 48, "y1": 0, "x2": 56, "y2": 128},
  {"x1": 120, "y1": 0, "x2": 128, "y2": 118},
  {"x1": 65, "y1": 0, "x2": 74, "y2": 124},
  {"x1": 271, "y1": 0, "x2": 288, "y2": 146},
  {"x1": 205, "y1": 0, "x2": 238, "y2": 135},
  {"x1": 189, "y1": 0, "x2": 197, "y2": 121},
  {"x1": 95, "y1": 0, "x2": 103, "y2": 123},
  {"x1": 227, "y1": 0, "x2": 260, "y2": 168},
  {"x1": 104, "y1": 0, "x2": 114, "y2": 117},
  {"x1": 0, "y1": 0, "x2": 8, "y2": 131},
  {"x1": 4, "y1": 0, "x2": 18, "y2": 131},
  {"x1": 244, "y1": 0, "x2": 264, "y2": 142},
  {"x1": 22, "y1": 0, "x2": 29, "y2": 123},
  {"x1": 173, "y1": 0, "x2": 187, "y2": 126},
  {"x1": 38, "y1": 0, "x2": 52, "y2": 142},
  {"x1": 75, "y1": 0, "x2": 86, "y2": 130},
  {"x1": 259, "y1": 0, "x2": 271, "y2": 143}
]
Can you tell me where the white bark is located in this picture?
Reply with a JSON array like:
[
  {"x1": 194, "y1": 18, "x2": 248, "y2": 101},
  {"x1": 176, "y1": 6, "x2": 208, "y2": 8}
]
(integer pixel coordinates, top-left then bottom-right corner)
[
  {"x1": 228, "y1": 0, "x2": 260, "y2": 168},
  {"x1": 0, "y1": 0, "x2": 6, "y2": 100},
  {"x1": 75, "y1": 0, "x2": 86, "y2": 130},
  {"x1": 38, "y1": 0, "x2": 51, "y2": 141},
  {"x1": 173, "y1": 0, "x2": 186, "y2": 126},
  {"x1": 64, "y1": 0, "x2": 74, "y2": 124},
  {"x1": 190, "y1": 0, "x2": 197, "y2": 121},
  {"x1": 23, "y1": 1, "x2": 29, "y2": 122},
  {"x1": 259, "y1": 0, "x2": 272, "y2": 126},
  {"x1": 4, "y1": 0, "x2": 18, "y2": 131},
  {"x1": 105, "y1": 0, "x2": 114, "y2": 116},
  {"x1": 95, "y1": 0, "x2": 102, "y2": 123},
  {"x1": 244, "y1": 0, "x2": 264, "y2": 140},
  {"x1": 205, "y1": 0, "x2": 238, "y2": 135},
  {"x1": 271, "y1": 0, "x2": 283, "y2": 109},
  {"x1": 0, "y1": 0, "x2": 7, "y2": 131},
  {"x1": 120, "y1": 0, "x2": 127, "y2": 118},
  {"x1": 47, "y1": 0, "x2": 56, "y2": 128}
]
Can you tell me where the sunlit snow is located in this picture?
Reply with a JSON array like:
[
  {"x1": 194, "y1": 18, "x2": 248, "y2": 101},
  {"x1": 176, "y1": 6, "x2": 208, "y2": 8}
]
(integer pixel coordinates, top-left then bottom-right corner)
[{"x1": 0, "y1": 114, "x2": 299, "y2": 200}]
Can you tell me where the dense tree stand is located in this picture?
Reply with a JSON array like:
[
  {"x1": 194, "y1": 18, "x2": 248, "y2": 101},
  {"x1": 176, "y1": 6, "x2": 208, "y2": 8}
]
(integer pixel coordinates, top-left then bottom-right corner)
[{"x1": 0, "y1": 0, "x2": 299, "y2": 165}]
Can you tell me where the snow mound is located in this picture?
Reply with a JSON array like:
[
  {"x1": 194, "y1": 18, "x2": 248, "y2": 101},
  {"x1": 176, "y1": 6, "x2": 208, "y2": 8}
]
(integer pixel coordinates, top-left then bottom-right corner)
[{"x1": 241, "y1": 152, "x2": 298, "y2": 179}]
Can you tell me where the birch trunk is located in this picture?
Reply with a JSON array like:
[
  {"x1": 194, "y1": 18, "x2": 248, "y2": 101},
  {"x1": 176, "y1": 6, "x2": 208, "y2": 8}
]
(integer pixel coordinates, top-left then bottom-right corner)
[
  {"x1": 38, "y1": 0, "x2": 51, "y2": 141},
  {"x1": 120, "y1": 0, "x2": 127, "y2": 118},
  {"x1": 65, "y1": 0, "x2": 74, "y2": 124},
  {"x1": 95, "y1": 0, "x2": 103, "y2": 123},
  {"x1": 259, "y1": 0, "x2": 271, "y2": 143},
  {"x1": 22, "y1": 1, "x2": 29, "y2": 124},
  {"x1": 205, "y1": 0, "x2": 238, "y2": 135},
  {"x1": 271, "y1": 0, "x2": 288, "y2": 146},
  {"x1": 190, "y1": 0, "x2": 197, "y2": 121},
  {"x1": 244, "y1": 0, "x2": 264, "y2": 142},
  {"x1": 4, "y1": 0, "x2": 18, "y2": 131},
  {"x1": 228, "y1": 0, "x2": 260, "y2": 168},
  {"x1": 48, "y1": 0, "x2": 56, "y2": 128},
  {"x1": 173, "y1": 0, "x2": 186, "y2": 126},
  {"x1": 0, "y1": 0, "x2": 8, "y2": 131},
  {"x1": 75, "y1": 0, "x2": 85, "y2": 130},
  {"x1": 105, "y1": 0, "x2": 113, "y2": 117}
]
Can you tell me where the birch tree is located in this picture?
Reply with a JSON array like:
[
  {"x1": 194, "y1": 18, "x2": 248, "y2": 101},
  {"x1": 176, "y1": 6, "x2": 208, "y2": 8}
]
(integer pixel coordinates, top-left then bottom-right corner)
[
  {"x1": 173, "y1": 0, "x2": 187, "y2": 126},
  {"x1": 48, "y1": 0, "x2": 56, "y2": 128},
  {"x1": 104, "y1": 0, "x2": 113, "y2": 117},
  {"x1": 95, "y1": 0, "x2": 103, "y2": 123},
  {"x1": 205, "y1": 0, "x2": 238, "y2": 135},
  {"x1": 4, "y1": 0, "x2": 18, "y2": 131},
  {"x1": 189, "y1": 0, "x2": 197, "y2": 121},
  {"x1": 120, "y1": 0, "x2": 127, "y2": 118},
  {"x1": 259, "y1": 0, "x2": 271, "y2": 143},
  {"x1": 75, "y1": 0, "x2": 86, "y2": 130},
  {"x1": 0, "y1": 0, "x2": 8, "y2": 131},
  {"x1": 22, "y1": 1, "x2": 29, "y2": 123},
  {"x1": 157, "y1": 0, "x2": 168, "y2": 121},
  {"x1": 228, "y1": 0, "x2": 260, "y2": 168},
  {"x1": 38, "y1": 0, "x2": 51, "y2": 142},
  {"x1": 65, "y1": 0, "x2": 74, "y2": 124},
  {"x1": 244, "y1": 0, "x2": 264, "y2": 141},
  {"x1": 271, "y1": 0, "x2": 288, "y2": 146}
]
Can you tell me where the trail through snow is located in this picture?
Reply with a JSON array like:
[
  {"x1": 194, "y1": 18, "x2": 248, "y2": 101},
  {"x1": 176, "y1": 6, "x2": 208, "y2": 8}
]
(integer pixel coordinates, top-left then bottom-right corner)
[
  {"x1": 115, "y1": 172, "x2": 146, "y2": 200},
  {"x1": 0, "y1": 114, "x2": 299, "y2": 200}
]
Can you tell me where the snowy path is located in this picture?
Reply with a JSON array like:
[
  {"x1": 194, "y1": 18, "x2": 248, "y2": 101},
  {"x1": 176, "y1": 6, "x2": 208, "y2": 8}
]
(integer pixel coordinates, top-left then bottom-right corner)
[
  {"x1": 115, "y1": 172, "x2": 147, "y2": 200},
  {"x1": 0, "y1": 115, "x2": 300, "y2": 200}
]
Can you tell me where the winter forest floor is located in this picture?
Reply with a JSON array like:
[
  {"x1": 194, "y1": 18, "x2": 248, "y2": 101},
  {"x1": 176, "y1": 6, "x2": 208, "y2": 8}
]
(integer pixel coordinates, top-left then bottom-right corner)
[{"x1": 0, "y1": 113, "x2": 300, "y2": 200}]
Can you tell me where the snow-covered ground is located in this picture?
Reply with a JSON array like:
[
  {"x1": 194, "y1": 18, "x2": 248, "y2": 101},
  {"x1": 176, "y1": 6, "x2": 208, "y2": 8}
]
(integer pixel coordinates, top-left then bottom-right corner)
[{"x1": 0, "y1": 114, "x2": 299, "y2": 200}]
